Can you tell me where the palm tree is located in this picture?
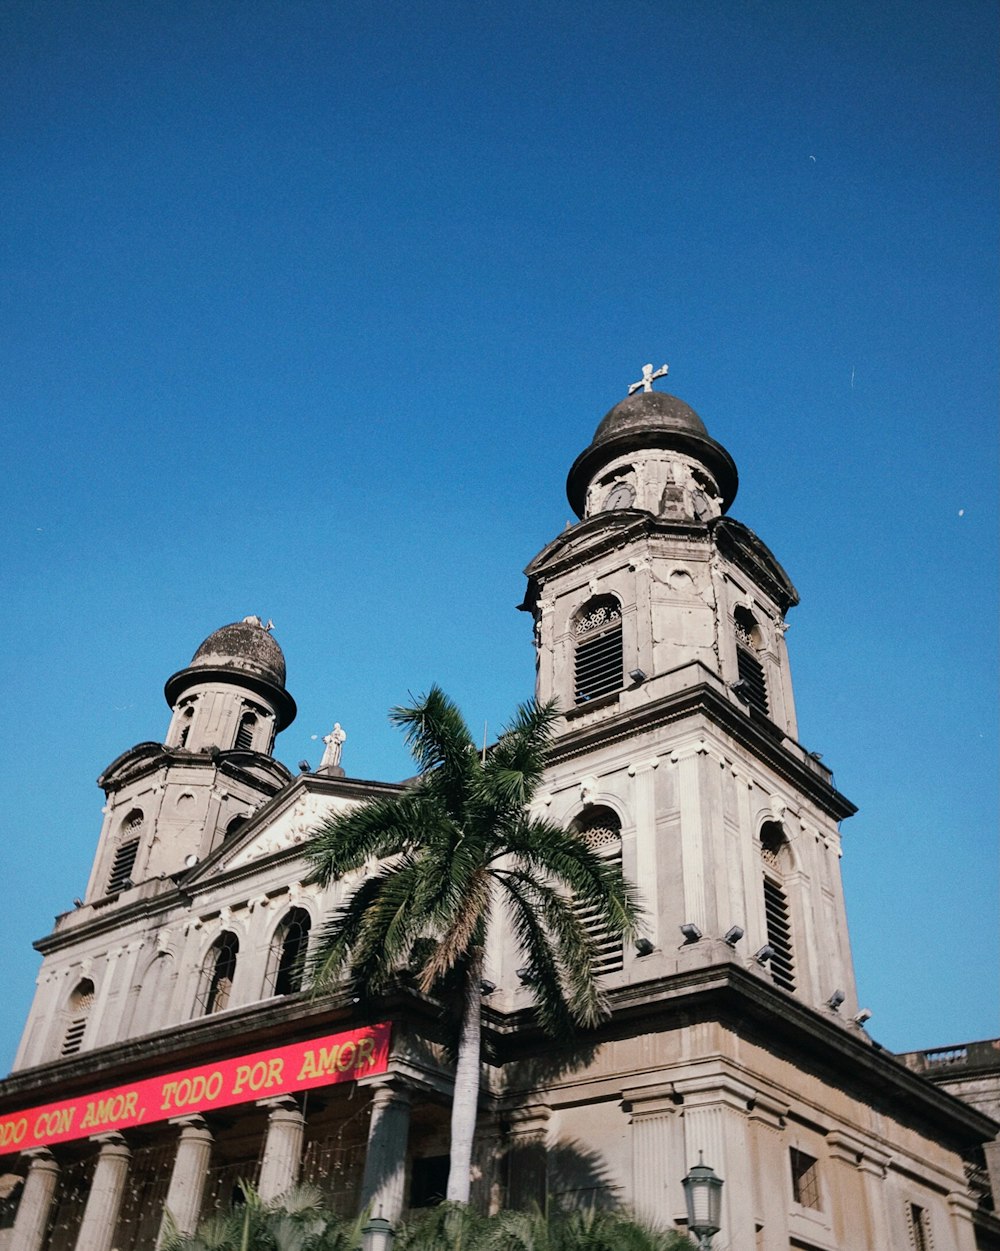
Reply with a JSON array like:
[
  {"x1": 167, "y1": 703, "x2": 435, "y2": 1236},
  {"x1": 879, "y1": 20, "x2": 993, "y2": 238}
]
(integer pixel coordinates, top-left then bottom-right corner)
[{"x1": 306, "y1": 688, "x2": 641, "y2": 1206}]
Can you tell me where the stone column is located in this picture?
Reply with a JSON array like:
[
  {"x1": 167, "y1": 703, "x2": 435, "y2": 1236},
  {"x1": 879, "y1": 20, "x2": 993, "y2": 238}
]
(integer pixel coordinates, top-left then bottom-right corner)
[
  {"x1": 257, "y1": 1097, "x2": 306, "y2": 1202},
  {"x1": 359, "y1": 1080, "x2": 412, "y2": 1224},
  {"x1": 74, "y1": 1133, "x2": 131, "y2": 1251},
  {"x1": 156, "y1": 1116, "x2": 214, "y2": 1246},
  {"x1": 504, "y1": 1100, "x2": 551, "y2": 1212},
  {"x1": 9, "y1": 1150, "x2": 59, "y2": 1251}
]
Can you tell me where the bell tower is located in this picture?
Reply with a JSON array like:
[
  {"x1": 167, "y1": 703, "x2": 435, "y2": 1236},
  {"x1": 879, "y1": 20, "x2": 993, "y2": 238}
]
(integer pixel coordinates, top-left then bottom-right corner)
[
  {"x1": 519, "y1": 375, "x2": 857, "y2": 1014},
  {"x1": 83, "y1": 617, "x2": 295, "y2": 904}
]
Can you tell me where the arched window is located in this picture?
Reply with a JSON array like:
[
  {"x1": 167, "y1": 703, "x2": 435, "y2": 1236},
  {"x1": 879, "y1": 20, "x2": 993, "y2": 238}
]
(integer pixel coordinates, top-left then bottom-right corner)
[
  {"x1": 570, "y1": 807, "x2": 624, "y2": 976},
  {"x1": 574, "y1": 596, "x2": 623, "y2": 704},
  {"x1": 197, "y1": 933, "x2": 239, "y2": 1015},
  {"x1": 61, "y1": 979, "x2": 95, "y2": 1056},
  {"x1": 264, "y1": 908, "x2": 312, "y2": 996},
  {"x1": 234, "y1": 712, "x2": 257, "y2": 751},
  {"x1": 107, "y1": 810, "x2": 142, "y2": 894},
  {"x1": 224, "y1": 814, "x2": 248, "y2": 841},
  {"x1": 734, "y1": 606, "x2": 769, "y2": 716},
  {"x1": 178, "y1": 705, "x2": 194, "y2": 748},
  {"x1": 760, "y1": 822, "x2": 795, "y2": 992}
]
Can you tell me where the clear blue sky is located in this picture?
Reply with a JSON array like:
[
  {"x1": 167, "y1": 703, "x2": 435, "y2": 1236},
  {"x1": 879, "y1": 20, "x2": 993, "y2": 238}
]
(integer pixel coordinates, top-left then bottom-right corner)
[{"x1": 1, "y1": 0, "x2": 996, "y2": 1070}]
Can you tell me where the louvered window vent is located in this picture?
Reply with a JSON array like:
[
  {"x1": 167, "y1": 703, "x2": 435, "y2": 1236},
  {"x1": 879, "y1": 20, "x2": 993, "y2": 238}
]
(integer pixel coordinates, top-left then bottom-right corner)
[
  {"x1": 107, "y1": 839, "x2": 139, "y2": 894},
  {"x1": 763, "y1": 876, "x2": 796, "y2": 992},
  {"x1": 574, "y1": 602, "x2": 623, "y2": 704},
  {"x1": 573, "y1": 817, "x2": 624, "y2": 976},
  {"x1": 736, "y1": 647, "x2": 769, "y2": 716}
]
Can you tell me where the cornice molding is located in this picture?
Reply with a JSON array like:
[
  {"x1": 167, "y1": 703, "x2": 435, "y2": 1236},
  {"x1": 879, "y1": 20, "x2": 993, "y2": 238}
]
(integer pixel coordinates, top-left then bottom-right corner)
[{"x1": 548, "y1": 677, "x2": 855, "y2": 821}]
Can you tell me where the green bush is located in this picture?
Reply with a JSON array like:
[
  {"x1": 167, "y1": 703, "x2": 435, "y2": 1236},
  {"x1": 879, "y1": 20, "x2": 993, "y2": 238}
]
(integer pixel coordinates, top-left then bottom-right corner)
[{"x1": 163, "y1": 1191, "x2": 693, "y2": 1251}]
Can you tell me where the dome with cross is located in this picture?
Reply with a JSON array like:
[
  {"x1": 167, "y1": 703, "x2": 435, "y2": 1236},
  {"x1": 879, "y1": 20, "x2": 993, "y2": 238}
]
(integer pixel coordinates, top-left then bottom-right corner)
[{"x1": 566, "y1": 386, "x2": 739, "y2": 518}]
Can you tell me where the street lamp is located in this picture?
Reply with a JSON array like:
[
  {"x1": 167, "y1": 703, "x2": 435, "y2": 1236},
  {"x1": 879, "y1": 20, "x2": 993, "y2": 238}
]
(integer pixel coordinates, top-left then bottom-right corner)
[
  {"x1": 361, "y1": 1215, "x2": 394, "y2": 1251},
  {"x1": 682, "y1": 1152, "x2": 724, "y2": 1250}
]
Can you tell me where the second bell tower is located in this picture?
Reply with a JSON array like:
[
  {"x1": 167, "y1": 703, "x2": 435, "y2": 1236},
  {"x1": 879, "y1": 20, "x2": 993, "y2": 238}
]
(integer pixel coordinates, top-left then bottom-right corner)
[{"x1": 519, "y1": 377, "x2": 857, "y2": 1017}]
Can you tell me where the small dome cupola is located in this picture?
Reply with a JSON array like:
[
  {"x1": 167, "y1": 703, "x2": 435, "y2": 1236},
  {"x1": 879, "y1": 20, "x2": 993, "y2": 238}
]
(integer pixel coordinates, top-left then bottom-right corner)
[
  {"x1": 164, "y1": 616, "x2": 297, "y2": 738},
  {"x1": 566, "y1": 384, "x2": 739, "y2": 521},
  {"x1": 189, "y1": 619, "x2": 288, "y2": 690}
]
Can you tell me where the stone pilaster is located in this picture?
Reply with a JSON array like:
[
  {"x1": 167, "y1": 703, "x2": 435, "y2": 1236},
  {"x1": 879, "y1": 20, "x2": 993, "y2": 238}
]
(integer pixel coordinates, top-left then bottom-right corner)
[
  {"x1": 257, "y1": 1096, "x2": 306, "y2": 1202},
  {"x1": 984, "y1": 1138, "x2": 1000, "y2": 1214},
  {"x1": 828, "y1": 1130, "x2": 890, "y2": 1251},
  {"x1": 623, "y1": 1085, "x2": 680, "y2": 1226},
  {"x1": 504, "y1": 1100, "x2": 551, "y2": 1212},
  {"x1": 470, "y1": 1117, "x2": 504, "y2": 1215},
  {"x1": 156, "y1": 1116, "x2": 214, "y2": 1246},
  {"x1": 75, "y1": 1133, "x2": 131, "y2": 1251},
  {"x1": 947, "y1": 1189, "x2": 980, "y2": 1251},
  {"x1": 628, "y1": 759, "x2": 660, "y2": 944},
  {"x1": 672, "y1": 746, "x2": 709, "y2": 934},
  {"x1": 359, "y1": 1080, "x2": 412, "y2": 1224},
  {"x1": 9, "y1": 1150, "x2": 59, "y2": 1251},
  {"x1": 677, "y1": 1075, "x2": 756, "y2": 1249},
  {"x1": 87, "y1": 947, "x2": 124, "y2": 1049}
]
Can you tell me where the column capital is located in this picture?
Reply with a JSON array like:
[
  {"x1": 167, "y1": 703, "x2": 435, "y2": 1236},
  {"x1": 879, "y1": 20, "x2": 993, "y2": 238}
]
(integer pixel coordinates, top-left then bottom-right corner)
[
  {"x1": 21, "y1": 1147, "x2": 58, "y2": 1165},
  {"x1": 745, "y1": 1091, "x2": 788, "y2": 1132},
  {"x1": 89, "y1": 1131, "x2": 130, "y2": 1154},
  {"x1": 621, "y1": 1082, "x2": 683, "y2": 1119},
  {"x1": 256, "y1": 1095, "x2": 302, "y2": 1114},
  {"x1": 168, "y1": 1114, "x2": 211, "y2": 1131},
  {"x1": 947, "y1": 1190, "x2": 979, "y2": 1221},
  {"x1": 827, "y1": 1130, "x2": 889, "y2": 1176},
  {"x1": 358, "y1": 1076, "x2": 413, "y2": 1111},
  {"x1": 504, "y1": 1100, "x2": 551, "y2": 1140},
  {"x1": 672, "y1": 1073, "x2": 757, "y2": 1115}
]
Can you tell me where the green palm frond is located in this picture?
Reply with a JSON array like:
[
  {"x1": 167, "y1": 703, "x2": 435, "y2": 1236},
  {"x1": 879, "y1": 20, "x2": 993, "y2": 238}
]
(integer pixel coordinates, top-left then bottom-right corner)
[
  {"x1": 503, "y1": 818, "x2": 642, "y2": 940},
  {"x1": 306, "y1": 792, "x2": 441, "y2": 886},
  {"x1": 480, "y1": 699, "x2": 561, "y2": 805},
  {"x1": 420, "y1": 866, "x2": 491, "y2": 989},
  {"x1": 390, "y1": 686, "x2": 478, "y2": 796},
  {"x1": 308, "y1": 859, "x2": 425, "y2": 995},
  {"x1": 504, "y1": 869, "x2": 609, "y2": 1028}
]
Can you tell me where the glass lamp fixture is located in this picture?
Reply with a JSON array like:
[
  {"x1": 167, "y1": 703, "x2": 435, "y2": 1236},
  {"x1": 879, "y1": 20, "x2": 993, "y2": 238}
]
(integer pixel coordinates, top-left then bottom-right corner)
[
  {"x1": 361, "y1": 1215, "x2": 394, "y2": 1251},
  {"x1": 682, "y1": 1152, "x2": 724, "y2": 1250}
]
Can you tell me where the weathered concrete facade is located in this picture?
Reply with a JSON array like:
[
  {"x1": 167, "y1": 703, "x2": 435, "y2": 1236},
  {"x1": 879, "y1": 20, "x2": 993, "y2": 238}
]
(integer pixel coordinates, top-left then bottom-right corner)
[{"x1": 0, "y1": 384, "x2": 995, "y2": 1250}]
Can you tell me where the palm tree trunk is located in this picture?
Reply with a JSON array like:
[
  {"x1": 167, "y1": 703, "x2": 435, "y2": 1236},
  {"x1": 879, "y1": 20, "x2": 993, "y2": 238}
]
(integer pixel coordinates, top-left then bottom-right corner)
[{"x1": 445, "y1": 958, "x2": 483, "y2": 1204}]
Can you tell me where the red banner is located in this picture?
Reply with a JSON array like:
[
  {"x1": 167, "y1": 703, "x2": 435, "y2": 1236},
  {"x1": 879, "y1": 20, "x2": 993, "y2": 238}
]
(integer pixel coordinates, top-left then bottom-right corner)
[{"x1": 0, "y1": 1022, "x2": 390, "y2": 1154}]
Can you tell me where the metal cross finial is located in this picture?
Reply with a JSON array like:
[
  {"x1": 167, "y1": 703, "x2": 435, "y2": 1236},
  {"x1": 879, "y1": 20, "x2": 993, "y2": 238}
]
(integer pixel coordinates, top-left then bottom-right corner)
[{"x1": 628, "y1": 362, "x2": 669, "y2": 395}]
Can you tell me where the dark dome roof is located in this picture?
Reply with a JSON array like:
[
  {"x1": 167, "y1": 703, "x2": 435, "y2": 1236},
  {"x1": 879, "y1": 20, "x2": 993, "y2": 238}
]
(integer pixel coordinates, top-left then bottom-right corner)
[
  {"x1": 190, "y1": 619, "x2": 287, "y2": 687},
  {"x1": 566, "y1": 388, "x2": 739, "y2": 518},
  {"x1": 591, "y1": 391, "x2": 709, "y2": 447},
  {"x1": 164, "y1": 617, "x2": 296, "y2": 730}
]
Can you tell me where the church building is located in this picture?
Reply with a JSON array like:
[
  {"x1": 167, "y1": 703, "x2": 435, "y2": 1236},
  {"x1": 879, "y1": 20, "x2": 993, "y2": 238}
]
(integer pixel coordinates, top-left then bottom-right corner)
[{"x1": 0, "y1": 377, "x2": 995, "y2": 1251}]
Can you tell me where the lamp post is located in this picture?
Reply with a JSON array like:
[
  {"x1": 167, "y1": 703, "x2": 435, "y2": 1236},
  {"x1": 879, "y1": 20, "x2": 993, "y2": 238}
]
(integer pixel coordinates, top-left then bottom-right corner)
[
  {"x1": 682, "y1": 1152, "x2": 724, "y2": 1251},
  {"x1": 361, "y1": 1214, "x2": 394, "y2": 1251}
]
